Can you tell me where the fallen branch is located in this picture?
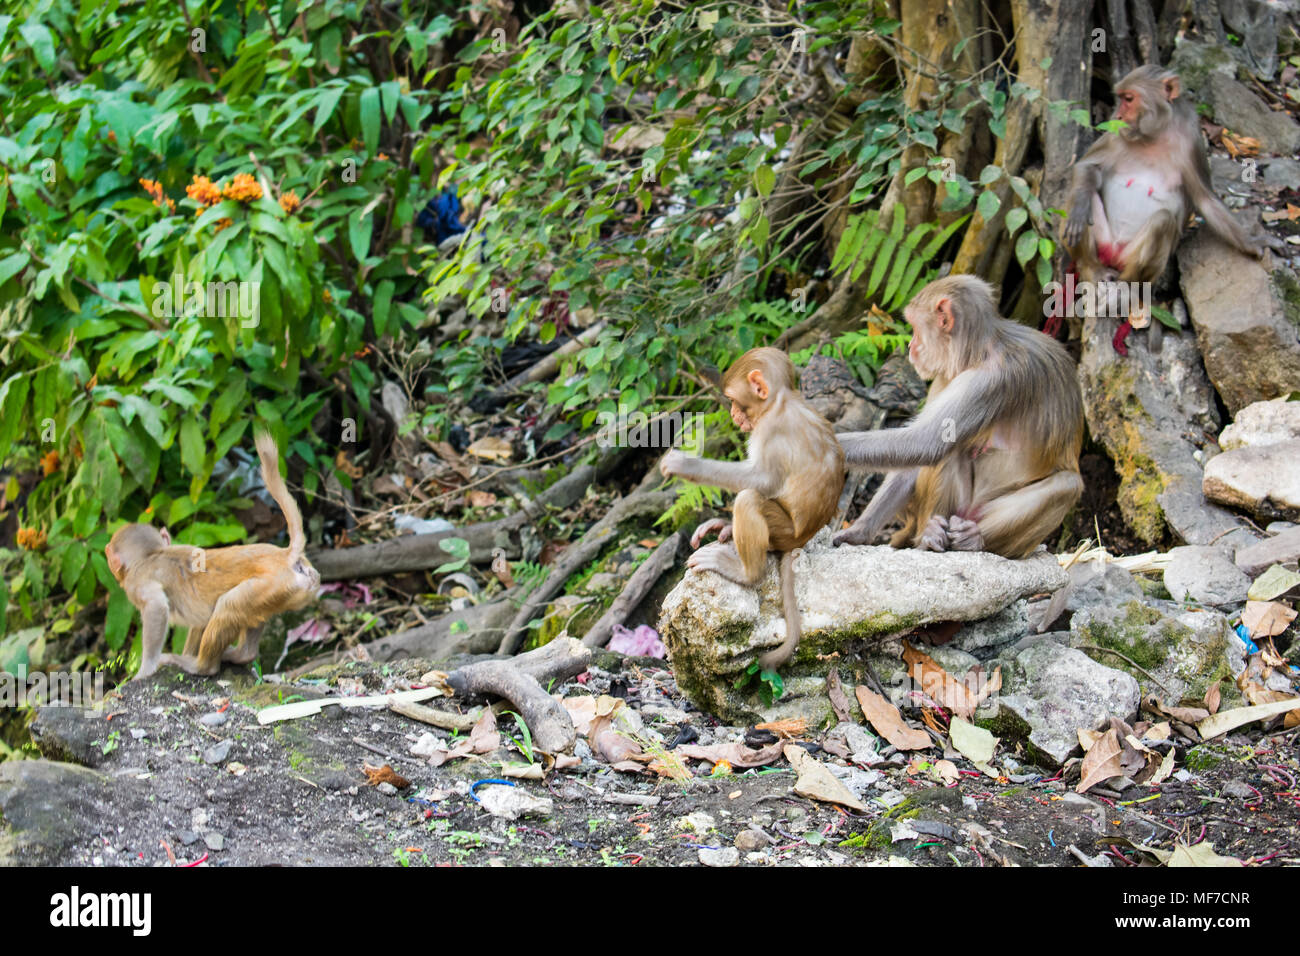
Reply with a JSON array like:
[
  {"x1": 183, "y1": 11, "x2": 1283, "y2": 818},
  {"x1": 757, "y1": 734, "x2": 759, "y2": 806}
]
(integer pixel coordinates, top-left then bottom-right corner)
[
  {"x1": 389, "y1": 699, "x2": 480, "y2": 732},
  {"x1": 445, "y1": 637, "x2": 593, "y2": 753},
  {"x1": 582, "y1": 531, "x2": 683, "y2": 648},
  {"x1": 308, "y1": 463, "x2": 596, "y2": 580},
  {"x1": 496, "y1": 488, "x2": 677, "y2": 654}
]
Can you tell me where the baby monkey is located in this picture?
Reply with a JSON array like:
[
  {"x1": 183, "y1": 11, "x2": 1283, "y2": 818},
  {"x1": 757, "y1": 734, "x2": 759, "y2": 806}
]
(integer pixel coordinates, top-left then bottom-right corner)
[
  {"x1": 661, "y1": 347, "x2": 845, "y2": 670},
  {"x1": 106, "y1": 429, "x2": 319, "y2": 679}
]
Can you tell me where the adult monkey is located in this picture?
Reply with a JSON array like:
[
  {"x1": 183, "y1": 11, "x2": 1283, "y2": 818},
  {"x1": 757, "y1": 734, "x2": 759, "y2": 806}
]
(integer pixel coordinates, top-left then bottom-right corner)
[
  {"x1": 661, "y1": 348, "x2": 844, "y2": 670},
  {"x1": 1062, "y1": 65, "x2": 1267, "y2": 291},
  {"x1": 834, "y1": 275, "x2": 1083, "y2": 558}
]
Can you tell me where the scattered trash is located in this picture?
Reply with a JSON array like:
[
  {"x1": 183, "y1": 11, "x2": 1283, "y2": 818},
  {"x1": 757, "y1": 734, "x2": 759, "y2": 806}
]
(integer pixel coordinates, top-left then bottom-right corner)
[
  {"x1": 393, "y1": 514, "x2": 455, "y2": 535},
  {"x1": 607, "y1": 623, "x2": 666, "y2": 658},
  {"x1": 476, "y1": 784, "x2": 553, "y2": 821},
  {"x1": 257, "y1": 688, "x2": 442, "y2": 725}
]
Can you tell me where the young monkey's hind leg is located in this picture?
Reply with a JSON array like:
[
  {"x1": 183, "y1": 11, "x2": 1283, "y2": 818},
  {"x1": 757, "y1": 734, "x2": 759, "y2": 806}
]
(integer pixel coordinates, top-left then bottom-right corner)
[{"x1": 687, "y1": 489, "x2": 771, "y2": 586}]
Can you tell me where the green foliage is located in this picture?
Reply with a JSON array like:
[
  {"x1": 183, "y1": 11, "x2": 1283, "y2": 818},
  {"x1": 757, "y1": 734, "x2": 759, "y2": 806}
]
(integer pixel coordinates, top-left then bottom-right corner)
[
  {"x1": 0, "y1": 0, "x2": 455, "y2": 645},
  {"x1": 832, "y1": 206, "x2": 970, "y2": 310},
  {"x1": 733, "y1": 661, "x2": 784, "y2": 704}
]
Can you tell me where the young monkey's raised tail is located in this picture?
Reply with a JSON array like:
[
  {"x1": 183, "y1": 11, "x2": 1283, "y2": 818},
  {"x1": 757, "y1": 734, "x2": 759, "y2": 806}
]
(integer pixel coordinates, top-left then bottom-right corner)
[{"x1": 254, "y1": 430, "x2": 306, "y2": 563}]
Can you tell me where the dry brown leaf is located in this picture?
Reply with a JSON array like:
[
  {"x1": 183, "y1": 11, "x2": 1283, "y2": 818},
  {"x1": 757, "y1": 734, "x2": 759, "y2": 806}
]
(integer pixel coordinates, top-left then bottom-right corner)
[
  {"x1": 1241, "y1": 600, "x2": 1297, "y2": 639},
  {"x1": 334, "y1": 450, "x2": 363, "y2": 479},
  {"x1": 1204, "y1": 682, "x2": 1221, "y2": 715},
  {"x1": 827, "y1": 669, "x2": 853, "y2": 724},
  {"x1": 755, "y1": 718, "x2": 806, "y2": 738},
  {"x1": 466, "y1": 435, "x2": 513, "y2": 462},
  {"x1": 468, "y1": 490, "x2": 498, "y2": 508},
  {"x1": 1146, "y1": 721, "x2": 1171, "y2": 741},
  {"x1": 362, "y1": 763, "x2": 411, "y2": 788},
  {"x1": 637, "y1": 538, "x2": 660, "y2": 548},
  {"x1": 854, "y1": 685, "x2": 931, "y2": 750},
  {"x1": 1078, "y1": 727, "x2": 1103, "y2": 751},
  {"x1": 1221, "y1": 131, "x2": 1261, "y2": 158},
  {"x1": 676, "y1": 741, "x2": 786, "y2": 769},
  {"x1": 1143, "y1": 695, "x2": 1209, "y2": 724},
  {"x1": 784, "y1": 745, "x2": 868, "y2": 811},
  {"x1": 902, "y1": 641, "x2": 978, "y2": 719},
  {"x1": 1077, "y1": 728, "x2": 1123, "y2": 793},
  {"x1": 934, "y1": 759, "x2": 960, "y2": 785}
]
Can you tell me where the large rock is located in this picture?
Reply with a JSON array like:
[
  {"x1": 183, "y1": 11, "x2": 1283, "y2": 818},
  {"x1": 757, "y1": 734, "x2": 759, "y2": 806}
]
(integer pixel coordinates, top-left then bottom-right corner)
[
  {"x1": 1235, "y1": 524, "x2": 1300, "y2": 576},
  {"x1": 989, "y1": 640, "x2": 1140, "y2": 766},
  {"x1": 1205, "y1": 73, "x2": 1300, "y2": 155},
  {"x1": 1077, "y1": 311, "x2": 1257, "y2": 550},
  {"x1": 0, "y1": 760, "x2": 148, "y2": 865},
  {"x1": 1203, "y1": 440, "x2": 1300, "y2": 520},
  {"x1": 1069, "y1": 599, "x2": 1245, "y2": 703},
  {"x1": 1163, "y1": 545, "x2": 1251, "y2": 605},
  {"x1": 1178, "y1": 233, "x2": 1300, "y2": 416},
  {"x1": 658, "y1": 537, "x2": 1067, "y2": 722},
  {"x1": 1220, "y1": 397, "x2": 1300, "y2": 449}
]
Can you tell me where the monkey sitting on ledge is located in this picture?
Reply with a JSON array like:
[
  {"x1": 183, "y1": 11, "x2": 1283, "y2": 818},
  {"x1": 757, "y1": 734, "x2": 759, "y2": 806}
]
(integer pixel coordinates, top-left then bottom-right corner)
[
  {"x1": 834, "y1": 275, "x2": 1084, "y2": 560},
  {"x1": 106, "y1": 429, "x2": 320, "y2": 679},
  {"x1": 661, "y1": 347, "x2": 845, "y2": 671}
]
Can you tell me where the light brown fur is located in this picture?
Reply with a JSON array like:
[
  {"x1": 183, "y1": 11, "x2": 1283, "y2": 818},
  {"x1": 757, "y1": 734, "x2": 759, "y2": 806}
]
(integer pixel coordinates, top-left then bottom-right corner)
[
  {"x1": 836, "y1": 276, "x2": 1083, "y2": 559},
  {"x1": 106, "y1": 429, "x2": 320, "y2": 679},
  {"x1": 1063, "y1": 65, "x2": 1264, "y2": 291},
  {"x1": 661, "y1": 348, "x2": 845, "y2": 670}
]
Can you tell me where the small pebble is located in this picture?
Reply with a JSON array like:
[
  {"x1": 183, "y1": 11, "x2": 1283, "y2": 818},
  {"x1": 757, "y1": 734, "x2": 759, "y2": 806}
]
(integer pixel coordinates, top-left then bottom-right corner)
[
  {"x1": 200, "y1": 712, "x2": 228, "y2": 728},
  {"x1": 178, "y1": 830, "x2": 199, "y2": 846},
  {"x1": 699, "y1": 846, "x2": 740, "y2": 867},
  {"x1": 377, "y1": 782, "x2": 399, "y2": 796},
  {"x1": 203, "y1": 741, "x2": 232, "y2": 765},
  {"x1": 204, "y1": 832, "x2": 225, "y2": 852},
  {"x1": 734, "y1": 829, "x2": 770, "y2": 852}
]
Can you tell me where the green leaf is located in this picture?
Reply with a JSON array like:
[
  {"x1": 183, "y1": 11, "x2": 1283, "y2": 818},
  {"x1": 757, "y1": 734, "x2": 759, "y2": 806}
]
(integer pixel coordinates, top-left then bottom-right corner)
[
  {"x1": 313, "y1": 86, "x2": 346, "y2": 135},
  {"x1": 754, "y1": 164, "x2": 775, "y2": 197},
  {"x1": 179, "y1": 417, "x2": 205, "y2": 477},
  {"x1": 1015, "y1": 230, "x2": 1039, "y2": 267},
  {"x1": 976, "y1": 190, "x2": 1001, "y2": 221},
  {"x1": 360, "y1": 86, "x2": 381, "y2": 155},
  {"x1": 18, "y1": 21, "x2": 56, "y2": 73}
]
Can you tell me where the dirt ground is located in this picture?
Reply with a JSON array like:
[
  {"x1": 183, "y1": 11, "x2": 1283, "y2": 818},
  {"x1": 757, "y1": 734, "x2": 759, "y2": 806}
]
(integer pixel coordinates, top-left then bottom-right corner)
[{"x1": 3, "y1": 653, "x2": 1295, "y2": 868}]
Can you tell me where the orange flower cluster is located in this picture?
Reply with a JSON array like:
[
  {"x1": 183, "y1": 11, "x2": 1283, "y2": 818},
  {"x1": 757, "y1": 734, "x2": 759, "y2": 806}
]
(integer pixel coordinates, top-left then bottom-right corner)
[
  {"x1": 186, "y1": 174, "x2": 222, "y2": 210},
  {"x1": 139, "y1": 178, "x2": 176, "y2": 213},
  {"x1": 214, "y1": 217, "x2": 234, "y2": 233},
  {"x1": 222, "y1": 172, "x2": 263, "y2": 203},
  {"x1": 40, "y1": 450, "x2": 59, "y2": 475},
  {"x1": 16, "y1": 527, "x2": 47, "y2": 551},
  {"x1": 279, "y1": 190, "x2": 301, "y2": 214}
]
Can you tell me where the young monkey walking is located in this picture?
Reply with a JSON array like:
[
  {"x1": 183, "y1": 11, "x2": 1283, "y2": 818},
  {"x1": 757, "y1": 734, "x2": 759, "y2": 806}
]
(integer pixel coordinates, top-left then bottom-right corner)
[
  {"x1": 106, "y1": 429, "x2": 320, "y2": 679},
  {"x1": 661, "y1": 348, "x2": 845, "y2": 670}
]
